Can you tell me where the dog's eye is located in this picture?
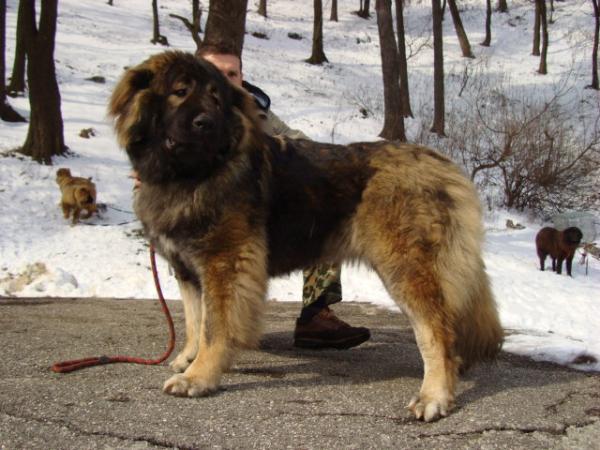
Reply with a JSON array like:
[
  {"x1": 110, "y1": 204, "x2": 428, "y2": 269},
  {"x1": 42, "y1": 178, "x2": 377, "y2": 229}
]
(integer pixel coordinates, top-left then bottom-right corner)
[
  {"x1": 172, "y1": 88, "x2": 188, "y2": 97},
  {"x1": 210, "y1": 89, "x2": 221, "y2": 109}
]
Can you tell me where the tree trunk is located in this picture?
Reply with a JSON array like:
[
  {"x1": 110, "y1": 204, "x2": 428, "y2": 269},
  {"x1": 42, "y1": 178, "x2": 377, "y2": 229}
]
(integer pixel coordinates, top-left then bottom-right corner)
[
  {"x1": 306, "y1": 0, "x2": 328, "y2": 64},
  {"x1": 170, "y1": 0, "x2": 203, "y2": 50},
  {"x1": 193, "y1": 0, "x2": 202, "y2": 38},
  {"x1": 151, "y1": 0, "x2": 169, "y2": 45},
  {"x1": 532, "y1": 0, "x2": 541, "y2": 56},
  {"x1": 7, "y1": 0, "x2": 26, "y2": 96},
  {"x1": 481, "y1": 0, "x2": 492, "y2": 46},
  {"x1": 375, "y1": 0, "x2": 406, "y2": 141},
  {"x1": 330, "y1": 0, "x2": 338, "y2": 21},
  {"x1": 204, "y1": 0, "x2": 248, "y2": 58},
  {"x1": 590, "y1": 0, "x2": 600, "y2": 89},
  {"x1": 357, "y1": 0, "x2": 371, "y2": 18},
  {"x1": 152, "y1": 0, "x2": 159, "y2": 41},
  {"x1": 258, "y1": 0, "x2": 267, "y2": 18},
  {"x1": 497, "y1": 0, "x2": 508, "y2": 13},
  {"x1": 19, "y1": 0, "x2": 66, "y2": 164},
  {"x1": 431, "y1": 0, "x2": 446, "y2": 136},
  {"x1": 447, "y1": 0, "x2": 474, "y2": 58},
  {"x1": 537, "y1": 0, "x2": 548, "y2": 74},
  {"x1": 395, "y1": 0, "x2": 412, "y2": 117},
  {"x1": 0, "y1": 0, "x2": 24, "y2": 121}
]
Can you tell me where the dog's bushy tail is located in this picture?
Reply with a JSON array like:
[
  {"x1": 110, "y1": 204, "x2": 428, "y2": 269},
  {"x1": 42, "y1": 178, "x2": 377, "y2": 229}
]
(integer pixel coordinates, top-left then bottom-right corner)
[
  {"x1": 437, "y1": 184, "x2": 503, "y2": 370},
  {"x1": 453, "y1": 262, "x2": 503, "y2": 370}
]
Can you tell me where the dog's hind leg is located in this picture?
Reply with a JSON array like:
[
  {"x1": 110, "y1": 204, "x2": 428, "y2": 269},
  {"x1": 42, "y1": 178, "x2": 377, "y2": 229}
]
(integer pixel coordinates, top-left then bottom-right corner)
[
  {"x1": 365, "y1": 245, "x2": 457, "y2": 421},
  {"x1": 386, "y1": 268, "x2": 459, "y2": 422},
  {"x1": 71, "y1": 208, "x2": 81, "y2": 225},
  {"x1": 81, "y1": 208, "x2": 93, "y2": 219},
  {"x1": 163, "y1": 239, "x2": 267, "y2": 397},
  {"x1": 556, "y1": 256, "x2": 564, "y2": 275},
  {"x1": 537, "y1": 251, "x2": 546, "y2": 271},
  {"x1": 170, "y1": 278, "x2": 203, "y2": 373}
]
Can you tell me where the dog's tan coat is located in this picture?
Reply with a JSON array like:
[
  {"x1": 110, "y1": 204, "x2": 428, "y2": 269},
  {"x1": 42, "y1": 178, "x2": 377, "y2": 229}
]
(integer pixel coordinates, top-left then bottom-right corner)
[{"x1": 56, "y1": 168, "x2": 97, "y2": 225}]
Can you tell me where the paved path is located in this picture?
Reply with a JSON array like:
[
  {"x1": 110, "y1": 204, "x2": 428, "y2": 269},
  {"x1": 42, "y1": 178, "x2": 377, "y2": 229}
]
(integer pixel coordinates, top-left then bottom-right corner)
[{"x1": 0, "y1": 297, "x2": 598, "y2": 449}]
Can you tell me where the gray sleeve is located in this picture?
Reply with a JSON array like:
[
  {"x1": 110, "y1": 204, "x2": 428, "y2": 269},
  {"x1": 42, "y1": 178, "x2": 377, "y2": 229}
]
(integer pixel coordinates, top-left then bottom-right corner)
[{"x1": 263, "y1": 109, "x2": 310, "y2": 140}]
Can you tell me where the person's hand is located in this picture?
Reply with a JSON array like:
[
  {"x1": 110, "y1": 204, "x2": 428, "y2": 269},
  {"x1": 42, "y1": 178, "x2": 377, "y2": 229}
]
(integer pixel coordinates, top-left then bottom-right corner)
[{"x1": 130, "y1": 170, "x2": 141, "y2": 191}]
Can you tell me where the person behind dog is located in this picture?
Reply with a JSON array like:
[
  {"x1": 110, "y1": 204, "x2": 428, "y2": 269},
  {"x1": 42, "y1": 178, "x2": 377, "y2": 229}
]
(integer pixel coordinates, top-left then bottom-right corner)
[{"x1": 196, "y1": 43, "x2": 370, "y2": 350}]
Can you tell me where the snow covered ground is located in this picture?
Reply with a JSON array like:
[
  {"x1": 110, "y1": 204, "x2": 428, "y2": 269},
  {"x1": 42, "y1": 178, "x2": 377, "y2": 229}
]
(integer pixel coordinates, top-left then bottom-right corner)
[{"x1": 0, "y1": 0, "x2": 598, "y2": 371}]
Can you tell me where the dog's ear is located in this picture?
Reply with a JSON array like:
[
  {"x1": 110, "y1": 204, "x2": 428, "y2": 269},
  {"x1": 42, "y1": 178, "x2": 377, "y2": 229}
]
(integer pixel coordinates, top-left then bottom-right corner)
[
  {"x1": 109, "y1": 66, "x2": 154, "y2": 117},
  {"x1": 230, "y1": 83, "x2": 262, "y2": 129},
  {"x1": 108, "y1": 65, "x2": 156, "y2": 148}
]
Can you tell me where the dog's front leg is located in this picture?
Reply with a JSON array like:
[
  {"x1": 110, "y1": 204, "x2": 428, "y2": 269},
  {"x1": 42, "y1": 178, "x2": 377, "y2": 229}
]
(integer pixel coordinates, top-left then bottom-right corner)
[
  {"x1": 170, "y1": 278, "x2": 204, "y2": 373},
  {"x1": 566, "y1": 255, "x2": 574, "y2": 277},
  {"x1": 163, "y1": 241, "x2": 267, "y2": 397}
]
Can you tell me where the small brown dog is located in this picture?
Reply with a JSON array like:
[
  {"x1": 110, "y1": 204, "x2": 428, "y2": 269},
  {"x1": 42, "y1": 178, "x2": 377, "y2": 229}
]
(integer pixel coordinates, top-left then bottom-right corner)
[
  {"x1": 535, "y1": 226, "x2": 583, "y2": 276},
  {"x1": 55, "y1": 168, "x2": 97, "y2": 225}
]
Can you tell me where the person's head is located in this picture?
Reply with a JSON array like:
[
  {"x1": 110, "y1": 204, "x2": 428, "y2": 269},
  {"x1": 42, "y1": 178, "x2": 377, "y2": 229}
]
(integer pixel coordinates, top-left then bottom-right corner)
[{"x1": 195, "y1": 44, "x2": 243, "y2": 87}]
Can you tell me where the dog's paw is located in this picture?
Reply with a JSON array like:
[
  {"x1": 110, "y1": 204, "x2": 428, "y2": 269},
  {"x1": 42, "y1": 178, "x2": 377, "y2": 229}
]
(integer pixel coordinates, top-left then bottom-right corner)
[
  {"x1": 407, "y1": 394, "x2": 453, "y2": 422},
  {"x1": 169, "y1": 353, "x2": 194, "y2": 373},
  {"x1": 163, "y1": 373, "x2": 217, "y2": 397}
]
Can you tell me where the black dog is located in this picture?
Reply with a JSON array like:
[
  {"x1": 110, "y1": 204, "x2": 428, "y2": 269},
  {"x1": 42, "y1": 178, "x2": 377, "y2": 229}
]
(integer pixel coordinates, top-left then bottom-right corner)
[{"x1": 536, "y1": 226, "x2": 583, "y2": 276}]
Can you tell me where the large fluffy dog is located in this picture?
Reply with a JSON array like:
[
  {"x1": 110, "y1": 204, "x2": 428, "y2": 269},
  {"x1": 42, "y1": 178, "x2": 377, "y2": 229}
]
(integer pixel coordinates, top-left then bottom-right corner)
[{"x1": 109, "y1": 51, "x2": 502, "y2": 422}]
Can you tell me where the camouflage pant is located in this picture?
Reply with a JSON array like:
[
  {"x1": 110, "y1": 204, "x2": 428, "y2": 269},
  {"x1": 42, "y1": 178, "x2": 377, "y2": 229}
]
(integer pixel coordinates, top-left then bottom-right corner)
[{"x1": 302, "y1": 263, "x2": 342, "y2": 307}]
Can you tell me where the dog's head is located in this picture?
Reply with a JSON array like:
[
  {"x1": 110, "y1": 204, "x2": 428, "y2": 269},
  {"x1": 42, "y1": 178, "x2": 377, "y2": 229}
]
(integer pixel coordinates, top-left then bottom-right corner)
[
  {"x1": 108, "y1": 51, "x2": 261, "y2": 184},
  {"x1": 563, "y1": 226, "x2": 583, "y2": 245},
  {"x1": 56, "y1": 168, "x2": 72, "y2": 184}
]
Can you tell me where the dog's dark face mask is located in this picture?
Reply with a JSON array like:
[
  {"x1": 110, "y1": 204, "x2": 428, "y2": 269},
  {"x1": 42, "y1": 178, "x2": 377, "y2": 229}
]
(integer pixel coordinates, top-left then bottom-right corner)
[
  {"x1": 563, "y1": 227, "x2": 583, "y2": 245},
  {"x1": 114, "y1": 52, "x2": 240, "y2": 184}
]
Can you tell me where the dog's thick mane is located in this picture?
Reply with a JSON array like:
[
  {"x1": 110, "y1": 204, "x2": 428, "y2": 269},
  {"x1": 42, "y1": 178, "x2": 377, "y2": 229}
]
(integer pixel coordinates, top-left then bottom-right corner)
[{"x1": 109, "y1": 50, "x2": 263, "y2": 147}]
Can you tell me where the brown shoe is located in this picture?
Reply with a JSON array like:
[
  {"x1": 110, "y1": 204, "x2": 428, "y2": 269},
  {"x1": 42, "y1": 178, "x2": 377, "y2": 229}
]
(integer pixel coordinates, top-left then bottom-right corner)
[{"x1": 293, "y1": 307, "x2": 370, "y2": 349}]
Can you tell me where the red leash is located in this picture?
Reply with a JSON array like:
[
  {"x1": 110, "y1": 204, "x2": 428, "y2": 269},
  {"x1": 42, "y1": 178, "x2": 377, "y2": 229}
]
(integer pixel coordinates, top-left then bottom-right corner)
[{"x1": 51, "y1": 246, "x2": 176, "y2": 373}]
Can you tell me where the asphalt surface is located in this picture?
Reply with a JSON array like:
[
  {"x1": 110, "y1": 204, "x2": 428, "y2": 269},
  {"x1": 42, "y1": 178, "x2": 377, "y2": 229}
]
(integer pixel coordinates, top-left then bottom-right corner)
[{"x1": 0, "y1": 297, "x2": 599, "y2": 449}]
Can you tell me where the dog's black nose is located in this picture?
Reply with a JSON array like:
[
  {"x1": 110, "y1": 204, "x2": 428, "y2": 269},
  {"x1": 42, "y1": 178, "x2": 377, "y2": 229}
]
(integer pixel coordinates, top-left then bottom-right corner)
[{"x1": 192, "y1": 114, "x2": 214, "y2": 131}]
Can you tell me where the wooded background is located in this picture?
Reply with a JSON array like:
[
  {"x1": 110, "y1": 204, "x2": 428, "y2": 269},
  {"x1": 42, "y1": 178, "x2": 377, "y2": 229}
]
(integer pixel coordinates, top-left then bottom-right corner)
[{"x1": 1, "y1": 0, "x2": 599, "y2": 215}]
